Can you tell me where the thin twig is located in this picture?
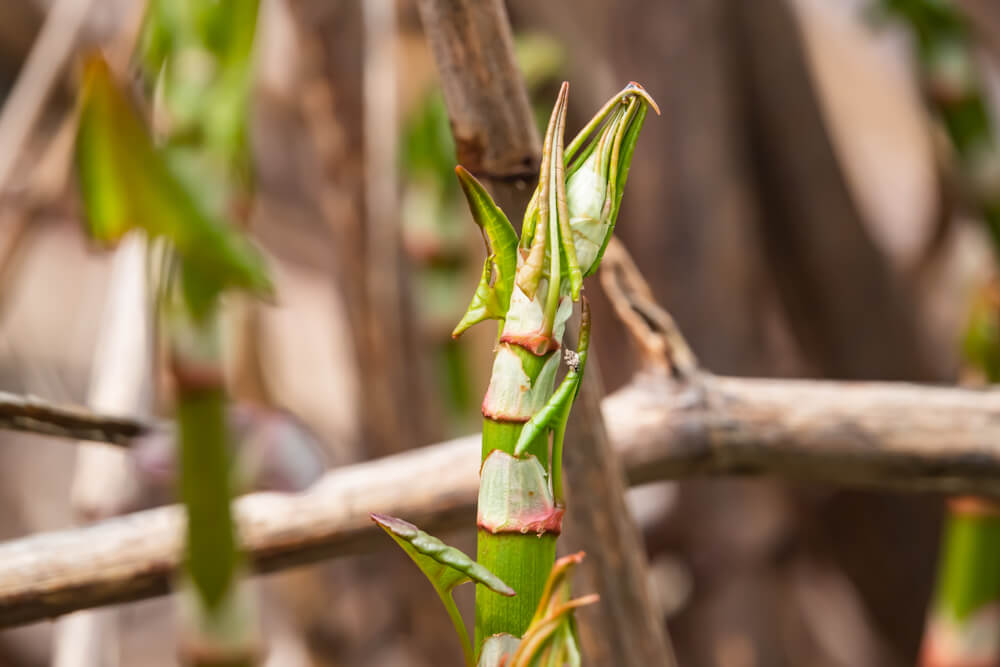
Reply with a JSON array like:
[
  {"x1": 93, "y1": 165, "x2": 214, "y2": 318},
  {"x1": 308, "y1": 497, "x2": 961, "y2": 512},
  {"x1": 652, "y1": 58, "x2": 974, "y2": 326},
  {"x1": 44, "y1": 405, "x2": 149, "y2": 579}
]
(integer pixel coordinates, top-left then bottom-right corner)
[
  {"x1": 600, "y1": 238, "x2": 699, "y2": 379},
  {"x1": 0, "y1": 391, "x2": 151, "y2": 446}
]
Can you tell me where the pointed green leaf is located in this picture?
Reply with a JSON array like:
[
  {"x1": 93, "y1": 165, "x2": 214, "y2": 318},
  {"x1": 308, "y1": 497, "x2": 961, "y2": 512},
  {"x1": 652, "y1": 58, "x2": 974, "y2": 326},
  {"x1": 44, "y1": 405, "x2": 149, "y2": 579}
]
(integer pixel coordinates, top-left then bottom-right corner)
[
  {"x1": 513, "y1": 298, "x2": 591, "y2": 505},
  {"x1": 75, "y1": 57, "x2": 149, "y2": 242},
  {"x1": 557, "y1": 82, "x2": 657, "y2": 277},
  {"x1": 372, "y1": 513, "x2": 514, "y2": 595},
  {"x1": 549, "y1": 88, "x2": 582, "y2": 300},
  {"x1": 513, "y1": 364, "x2": 582, "y2": 459},
  {"x1": 455, "y1": 166, "x2": 518, "y2": 313},
  {"x1": 372, "y1": 513, "x2": 514, "y2": 667},
  {"x1": 453, "y1": 255, "x2": 506, "y2": 338}
]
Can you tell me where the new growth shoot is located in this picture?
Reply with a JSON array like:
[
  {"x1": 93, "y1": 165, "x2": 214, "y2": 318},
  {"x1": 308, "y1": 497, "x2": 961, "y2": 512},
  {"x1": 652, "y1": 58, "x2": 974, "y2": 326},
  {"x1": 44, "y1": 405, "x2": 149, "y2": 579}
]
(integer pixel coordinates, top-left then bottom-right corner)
[{"x1": 373, "y1": 81, "x2": 656, "y2": 666}]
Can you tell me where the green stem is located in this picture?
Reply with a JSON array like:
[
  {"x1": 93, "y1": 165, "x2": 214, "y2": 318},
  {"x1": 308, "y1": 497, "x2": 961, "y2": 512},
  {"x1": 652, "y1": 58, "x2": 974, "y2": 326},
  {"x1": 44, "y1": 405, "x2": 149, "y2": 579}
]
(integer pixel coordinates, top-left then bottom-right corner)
[
  {"x1": 178, "y1": 382, "x2": 239, "y2": 609},
  {"x1": 476, "y1": 352, "x2": 558, "y2": 648},
  {"x1": 933, "y1": 505, "x2": 1000, "y2": 619},
  {"x1": 171, "y1": 307, "x2": 257, "y2": 666},
  {"x1": 922, "y1": 500, "x2": 1000, "y2": 665}
]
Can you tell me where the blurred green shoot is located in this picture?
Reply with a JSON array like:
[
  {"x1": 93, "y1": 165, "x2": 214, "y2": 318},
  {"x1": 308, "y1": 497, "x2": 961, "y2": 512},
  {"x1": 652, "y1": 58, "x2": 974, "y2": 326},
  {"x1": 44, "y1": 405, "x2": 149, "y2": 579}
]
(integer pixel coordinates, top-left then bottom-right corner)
[
  {"x1": 879, "y1": 2, "x2": 1000, "y2": 664},
  {"x1": 74, "y1": 1, "x2": 267, "y2": 664}
]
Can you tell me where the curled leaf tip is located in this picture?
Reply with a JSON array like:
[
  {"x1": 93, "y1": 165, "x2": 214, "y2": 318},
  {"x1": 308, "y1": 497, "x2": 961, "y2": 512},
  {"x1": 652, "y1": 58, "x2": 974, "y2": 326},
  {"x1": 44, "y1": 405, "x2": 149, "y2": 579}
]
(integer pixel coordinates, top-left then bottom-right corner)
[{"x1": 624, "y1": 81, "x2": 660, "y2": 115}]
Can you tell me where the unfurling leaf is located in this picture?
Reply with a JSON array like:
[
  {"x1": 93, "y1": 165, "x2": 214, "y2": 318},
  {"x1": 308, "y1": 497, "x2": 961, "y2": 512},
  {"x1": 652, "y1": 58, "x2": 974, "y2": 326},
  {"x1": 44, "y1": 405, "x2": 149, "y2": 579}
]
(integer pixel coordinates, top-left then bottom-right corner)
[
  {"x1": 513, "y1": 298, "x2": 591, "y2": 505},
  {"x1": 517, "y1": 82, "x2": 569, "y2": 304},
  {"x1": 75, "y1": 55, "x2": 271, "y2": 318},
  {"x1": 476, "y1": 553, "x2": 595, "y2": 667},
  {"x1": 372, "y1": 513, "x2": 514, "y2": 667},
  {"x1": 452, "y1": 166, "x2": 519, "y2": 337},
  {"x1": 564, "y1": 83, "x2": 656, "y2": 277}
]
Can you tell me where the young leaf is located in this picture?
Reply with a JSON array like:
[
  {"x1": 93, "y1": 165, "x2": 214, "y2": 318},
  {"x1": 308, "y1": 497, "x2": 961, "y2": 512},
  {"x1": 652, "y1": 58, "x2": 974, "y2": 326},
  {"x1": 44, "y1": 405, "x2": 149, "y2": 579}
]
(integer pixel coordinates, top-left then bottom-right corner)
[
  {"x1": 75, "y1": 57, "x2": 149, "y2": 243},
  {"x1": 514, "y1": 298, "x2": 591, "y2": 505},
  {"x1": 564, "y1": 85, "x2": 655, "y2": 278},
  {"x1": 372, "y1": 513, "x2": 514, "y2": 666},
  {"x1": 454, "y1": 166, "x2": 518, "y2": 324},
  {"x1": 453, "y1": 255, "x2": 506, "y2": 338},
  {"x1": 592, "y1": 93, "x2": 651, "y2": 275}
]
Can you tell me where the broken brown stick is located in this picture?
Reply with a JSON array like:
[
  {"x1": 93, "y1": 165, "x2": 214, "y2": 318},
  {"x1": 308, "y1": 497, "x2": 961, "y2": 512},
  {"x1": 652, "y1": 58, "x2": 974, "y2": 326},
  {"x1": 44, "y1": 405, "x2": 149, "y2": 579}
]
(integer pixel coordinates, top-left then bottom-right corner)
[
  {"x1": 3, "y1": 242, "x2": 1000, "y2": 626},
  {"x1": 2, "y1": 370, "x2": 1000, "y2": 626}
]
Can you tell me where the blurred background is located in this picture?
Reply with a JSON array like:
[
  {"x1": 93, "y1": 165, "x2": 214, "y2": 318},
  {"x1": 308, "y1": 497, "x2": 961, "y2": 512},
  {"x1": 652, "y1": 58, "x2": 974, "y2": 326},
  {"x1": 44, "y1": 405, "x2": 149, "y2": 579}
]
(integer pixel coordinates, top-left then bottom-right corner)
[{"x1": 0, "y1": 0, "x2": 998, "y2": 665}]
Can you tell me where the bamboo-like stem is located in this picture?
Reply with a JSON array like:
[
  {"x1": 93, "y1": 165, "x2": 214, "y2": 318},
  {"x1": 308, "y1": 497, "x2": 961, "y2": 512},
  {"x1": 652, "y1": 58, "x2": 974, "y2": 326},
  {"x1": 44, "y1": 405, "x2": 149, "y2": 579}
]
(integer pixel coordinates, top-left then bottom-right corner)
[
  {"x1": 0, "y1": 391, "x2": 150, "y2": 446},
  {"x1": 174, "y1": 350, "x2": 238, "y2": 608},
  {"x1": 922, "y1": 499, "x2": 1000, "y2": 667},
  {"x1": 416, "y1": 4, "x2": 668, "y2": 659},
  {"x1": 475, "y1": 84, "x2": 571, "y2": 649},
  {"x1": 476, "y1": 374, "x2": 560, "y2": 644}
]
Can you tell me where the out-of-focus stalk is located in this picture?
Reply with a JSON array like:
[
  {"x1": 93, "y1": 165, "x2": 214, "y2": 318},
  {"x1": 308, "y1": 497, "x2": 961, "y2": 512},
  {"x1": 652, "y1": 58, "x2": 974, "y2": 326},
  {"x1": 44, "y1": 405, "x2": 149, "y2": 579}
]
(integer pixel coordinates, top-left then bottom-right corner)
[
  {"x1": 143, "y1": 1, "x2": 265, "y2": 662},
  {"x1": 923, "y1": 496, "x2": 1000, "y2": 667},
  {"x1": 881, "y1": 2, "x2": 1000, "y2": 664},
  {"x1": 169, "y1": 305, "x2": 257, "y2": 667},
  {"x1": 75, "y1": 1, "x2": 267, "y2": 664}
]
